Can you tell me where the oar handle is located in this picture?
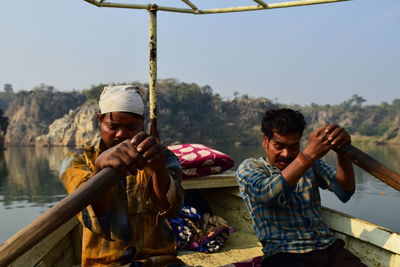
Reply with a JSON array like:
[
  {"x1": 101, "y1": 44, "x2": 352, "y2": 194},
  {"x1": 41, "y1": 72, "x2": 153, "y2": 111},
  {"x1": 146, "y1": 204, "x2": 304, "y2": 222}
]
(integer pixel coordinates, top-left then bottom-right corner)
[
  {"x1": 334, "y1": 144, "x2": 400, "y2": 191},
  {"x1": 0, "y1": 167, "x2": 121, "y2": 266}
]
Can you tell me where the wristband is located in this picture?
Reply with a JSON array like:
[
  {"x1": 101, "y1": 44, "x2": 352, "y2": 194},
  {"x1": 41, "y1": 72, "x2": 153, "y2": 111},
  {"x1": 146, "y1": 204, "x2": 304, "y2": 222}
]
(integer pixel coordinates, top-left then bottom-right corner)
[{"x1": 297, "y1": 152, "x2": 312, "y2": 169}]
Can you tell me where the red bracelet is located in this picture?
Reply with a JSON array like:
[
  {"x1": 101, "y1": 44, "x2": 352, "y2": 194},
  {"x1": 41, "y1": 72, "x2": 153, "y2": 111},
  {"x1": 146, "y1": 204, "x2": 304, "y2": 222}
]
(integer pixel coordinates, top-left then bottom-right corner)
[{"x1": 297, "y1": 152, "x2": 312, "y2": 169}]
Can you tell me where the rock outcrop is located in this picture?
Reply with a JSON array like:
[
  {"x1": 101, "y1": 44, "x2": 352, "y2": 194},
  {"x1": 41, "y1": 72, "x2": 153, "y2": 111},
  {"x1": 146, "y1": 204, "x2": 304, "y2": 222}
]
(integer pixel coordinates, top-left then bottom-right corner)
[
  {"x1": 5, "y1": 89, "x2": 85, "y2": 146},
  {"x1": 36, "y1": 103, "x2": 100, "y2": 147},
  {"x1": 1, "y1": 80, "x2": 399, "y2": 147}
]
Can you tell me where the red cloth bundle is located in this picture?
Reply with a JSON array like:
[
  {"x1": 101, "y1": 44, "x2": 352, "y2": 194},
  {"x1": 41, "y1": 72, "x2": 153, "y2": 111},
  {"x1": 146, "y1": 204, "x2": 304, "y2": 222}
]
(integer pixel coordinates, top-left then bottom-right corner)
[{"x1": 167, "y1": 144, "x2": 234, "y2": 178}]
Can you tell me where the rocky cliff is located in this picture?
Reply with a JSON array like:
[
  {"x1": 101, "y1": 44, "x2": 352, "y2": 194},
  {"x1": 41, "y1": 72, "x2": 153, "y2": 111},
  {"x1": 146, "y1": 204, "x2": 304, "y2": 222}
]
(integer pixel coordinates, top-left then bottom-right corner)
[
  {"x1": 4, "y1": 88, "x2": 85, "y2": 146},
  {"x1": 36, "y1": 103, "x2": 100, "y2": 147},
  {"x1": 1, "y1": 80, "x2": 399, "y2": 147}
]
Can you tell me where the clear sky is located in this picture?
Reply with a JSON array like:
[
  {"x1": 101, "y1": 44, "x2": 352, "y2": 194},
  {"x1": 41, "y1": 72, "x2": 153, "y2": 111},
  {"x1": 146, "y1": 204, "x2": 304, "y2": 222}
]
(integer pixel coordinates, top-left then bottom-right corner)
[{"x1": 1, "y1": 0, "x2": 399, "y2": 105}]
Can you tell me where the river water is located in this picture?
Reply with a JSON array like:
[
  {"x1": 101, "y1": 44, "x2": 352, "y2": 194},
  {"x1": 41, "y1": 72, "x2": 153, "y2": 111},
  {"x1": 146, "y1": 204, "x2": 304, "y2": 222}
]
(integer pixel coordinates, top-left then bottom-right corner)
[{"x1": 0, "y1": 144, "x2": 399, "y2": 243}]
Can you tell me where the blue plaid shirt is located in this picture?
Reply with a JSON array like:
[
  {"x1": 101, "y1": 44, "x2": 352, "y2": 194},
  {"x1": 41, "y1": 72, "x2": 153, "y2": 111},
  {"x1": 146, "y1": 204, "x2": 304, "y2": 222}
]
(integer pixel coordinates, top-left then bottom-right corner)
[{"x1": 236, "y1": 156, "x2": 354, "y2": 257}]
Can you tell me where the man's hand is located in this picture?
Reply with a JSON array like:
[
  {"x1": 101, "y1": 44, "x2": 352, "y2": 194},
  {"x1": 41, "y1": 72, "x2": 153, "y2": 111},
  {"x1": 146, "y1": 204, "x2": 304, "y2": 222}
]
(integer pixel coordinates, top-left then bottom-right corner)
[
  {"x1": 324, "y1": 124, "x2": 351, "y2": 149},
  {"x1": 131, "y1": 132, "x2": 166, "y2": 173},
  {"x1": 94, "y1": 139, "x2": 141, "y2": 176},
  {"x1": 94, "y1": 131, "x2": 166, "y2": 176},
  {"x1": 132, "y1": 132, "x2": 171, "y2": 211},
  {"x1": 303, "y1": 125, "x2": 333, "y2": 162},
  {"x1": 303, "y1": 124, "x2": 351, "y2": 162},
  {"x1": 323, "y1": 124, "x2": 355, "y2": 192},
  {"x1": 282, "y1": 124, "x2": 353, "y2": 189},
  {"x1": 91, "y1": 132, "x2": 169, "y2": 215}
]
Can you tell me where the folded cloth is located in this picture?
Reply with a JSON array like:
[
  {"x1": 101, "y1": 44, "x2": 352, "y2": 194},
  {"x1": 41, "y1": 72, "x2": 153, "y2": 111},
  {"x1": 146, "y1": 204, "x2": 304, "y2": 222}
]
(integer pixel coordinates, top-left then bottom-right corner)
[
  {"x1": 169, "y1": 206, "x2": 234, "y2": 253},
  {"x1": 167, "y1": 144, "x2": 234, "y2": 178}
]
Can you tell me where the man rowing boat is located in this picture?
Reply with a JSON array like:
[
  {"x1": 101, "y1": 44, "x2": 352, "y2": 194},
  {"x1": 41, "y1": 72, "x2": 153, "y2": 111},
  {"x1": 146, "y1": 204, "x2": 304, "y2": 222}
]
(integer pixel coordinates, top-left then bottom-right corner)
[
  {"x1": 60, "y1": 85, "x2": 185, "y2": 266},
  {"x1": 236, "y1": 108, "x2": 366, "y2": 266}
]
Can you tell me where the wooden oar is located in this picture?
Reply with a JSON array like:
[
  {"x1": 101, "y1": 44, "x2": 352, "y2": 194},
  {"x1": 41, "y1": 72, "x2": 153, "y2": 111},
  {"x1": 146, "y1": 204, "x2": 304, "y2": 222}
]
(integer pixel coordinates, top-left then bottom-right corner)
[
  {"x1": 335, "y1": 144, "x2": 400, "y2": 191},
  {"x1": 0, "y1": 167, "x2": 120, "y2": 267}
]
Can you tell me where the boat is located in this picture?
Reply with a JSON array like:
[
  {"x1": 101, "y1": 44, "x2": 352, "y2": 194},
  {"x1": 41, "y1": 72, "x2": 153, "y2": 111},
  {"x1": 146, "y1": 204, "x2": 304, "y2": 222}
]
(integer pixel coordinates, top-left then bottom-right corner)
[
  {"x1": 6, "y1": 174, "x2": 400, "y2": 267},
  {"x1": 2, "y1": 1, "x2": 400, "y2": 266}
]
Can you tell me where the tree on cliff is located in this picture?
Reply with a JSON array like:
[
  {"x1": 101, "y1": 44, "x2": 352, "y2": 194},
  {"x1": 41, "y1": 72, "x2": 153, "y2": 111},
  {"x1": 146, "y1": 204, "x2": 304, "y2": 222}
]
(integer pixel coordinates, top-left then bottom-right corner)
[
  {"x1": 82, "y1": 84, "x2": 107, "y2": 102},
  {"x1": 3, "y1": 84, "x2": 13, "y2": 94}
]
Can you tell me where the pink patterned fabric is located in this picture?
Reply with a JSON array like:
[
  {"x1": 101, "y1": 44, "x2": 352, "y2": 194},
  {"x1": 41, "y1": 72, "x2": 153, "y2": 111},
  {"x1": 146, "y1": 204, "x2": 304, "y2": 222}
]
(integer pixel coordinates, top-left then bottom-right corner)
[{"x1": 167, "y1": 144, "x2": 234, "y2": 178}]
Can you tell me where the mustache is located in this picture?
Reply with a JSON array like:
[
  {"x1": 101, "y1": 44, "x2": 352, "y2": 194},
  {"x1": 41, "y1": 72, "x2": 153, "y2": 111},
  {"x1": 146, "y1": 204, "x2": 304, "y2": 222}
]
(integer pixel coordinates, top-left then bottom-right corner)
[{"x1": 275, "y1": 157, "x2": 295, "y2": 164}]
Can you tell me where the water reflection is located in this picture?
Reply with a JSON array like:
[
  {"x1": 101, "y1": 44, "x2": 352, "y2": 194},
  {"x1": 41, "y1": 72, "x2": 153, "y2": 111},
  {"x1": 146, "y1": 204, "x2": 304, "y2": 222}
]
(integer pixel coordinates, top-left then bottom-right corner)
[
  {"x1": 0, "y1": 147, "x2": 69, "y2": 242},
  {"x1": 0, "y1": 147, "x2": 68, "y2": 208}
]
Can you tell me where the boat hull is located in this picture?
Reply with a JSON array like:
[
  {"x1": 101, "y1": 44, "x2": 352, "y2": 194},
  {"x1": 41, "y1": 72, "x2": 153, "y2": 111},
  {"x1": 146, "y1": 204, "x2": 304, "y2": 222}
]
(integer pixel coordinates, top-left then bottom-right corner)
[{"x1": 6, "y1": 175, "x2": 400, "y2": 267}]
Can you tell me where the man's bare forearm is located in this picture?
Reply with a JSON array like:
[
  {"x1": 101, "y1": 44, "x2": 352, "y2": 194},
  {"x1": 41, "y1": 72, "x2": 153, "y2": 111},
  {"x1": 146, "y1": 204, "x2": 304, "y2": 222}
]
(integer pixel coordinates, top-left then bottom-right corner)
[
  {"x1": 281, "y1": 153, "x2": 313, "y2": 188},
  {"x1": 335, "y1": 153, "x2": 355, "y2": 190}
]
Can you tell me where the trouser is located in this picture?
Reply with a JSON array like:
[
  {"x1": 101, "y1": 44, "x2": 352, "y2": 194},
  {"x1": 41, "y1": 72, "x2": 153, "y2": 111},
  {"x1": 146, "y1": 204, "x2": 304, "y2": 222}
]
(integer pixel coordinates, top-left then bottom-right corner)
[{"x1": 262, "y1": 239, "x2": 367, "y2": 267}]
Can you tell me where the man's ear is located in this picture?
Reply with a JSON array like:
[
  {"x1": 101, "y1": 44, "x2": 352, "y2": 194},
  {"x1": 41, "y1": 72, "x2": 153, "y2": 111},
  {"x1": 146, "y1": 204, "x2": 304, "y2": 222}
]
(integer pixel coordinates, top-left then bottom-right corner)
[{"x1": 262, "y1": 136, "x2": 269, "y2": 148}]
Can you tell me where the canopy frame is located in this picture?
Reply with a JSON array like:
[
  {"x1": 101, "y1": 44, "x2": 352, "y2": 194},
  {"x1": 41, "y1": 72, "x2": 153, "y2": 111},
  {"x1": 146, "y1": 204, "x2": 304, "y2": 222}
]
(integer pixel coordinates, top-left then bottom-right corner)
[
  {"x1": 83, "y1": 0, "x2": 350, "y2": 137},
  {"x1": 84, "y1": 0, "x2": 350, "y2": 15}
]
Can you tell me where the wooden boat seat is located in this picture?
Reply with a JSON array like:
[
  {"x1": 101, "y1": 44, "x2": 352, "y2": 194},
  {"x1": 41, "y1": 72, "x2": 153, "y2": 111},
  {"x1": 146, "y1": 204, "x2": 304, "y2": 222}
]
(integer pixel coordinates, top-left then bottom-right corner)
[{"x1": 181, "y1": 173, "x2": 238, "y2": 190}]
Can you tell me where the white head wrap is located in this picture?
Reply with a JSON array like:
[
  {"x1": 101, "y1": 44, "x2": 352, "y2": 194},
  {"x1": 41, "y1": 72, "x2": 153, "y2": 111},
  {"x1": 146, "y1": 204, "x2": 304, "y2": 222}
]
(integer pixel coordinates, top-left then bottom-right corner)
[{"x1": 99, "y1": 85, "x2": 147, "y2": 116}]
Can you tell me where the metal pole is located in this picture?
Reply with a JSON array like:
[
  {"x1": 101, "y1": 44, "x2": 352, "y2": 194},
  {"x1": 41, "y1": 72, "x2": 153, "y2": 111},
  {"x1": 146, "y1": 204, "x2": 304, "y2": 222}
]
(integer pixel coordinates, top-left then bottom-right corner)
[{"x1": 149, "y1": 8, "x2": 157, "y2": 137}]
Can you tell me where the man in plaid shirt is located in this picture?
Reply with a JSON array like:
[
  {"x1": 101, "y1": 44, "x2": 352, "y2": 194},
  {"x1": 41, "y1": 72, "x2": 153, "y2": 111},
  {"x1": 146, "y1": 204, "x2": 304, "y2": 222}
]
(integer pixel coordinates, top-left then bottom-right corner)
[{"x1": 236, "y1": 108, "x2": 365, "y2": 267}]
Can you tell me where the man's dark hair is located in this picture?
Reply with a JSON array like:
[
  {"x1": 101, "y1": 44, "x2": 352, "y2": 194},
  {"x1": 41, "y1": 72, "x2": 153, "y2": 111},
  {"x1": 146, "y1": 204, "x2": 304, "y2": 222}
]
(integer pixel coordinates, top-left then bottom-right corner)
[{"x1": 261, "y1": 108, "x2": 306, "y2": 138}]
